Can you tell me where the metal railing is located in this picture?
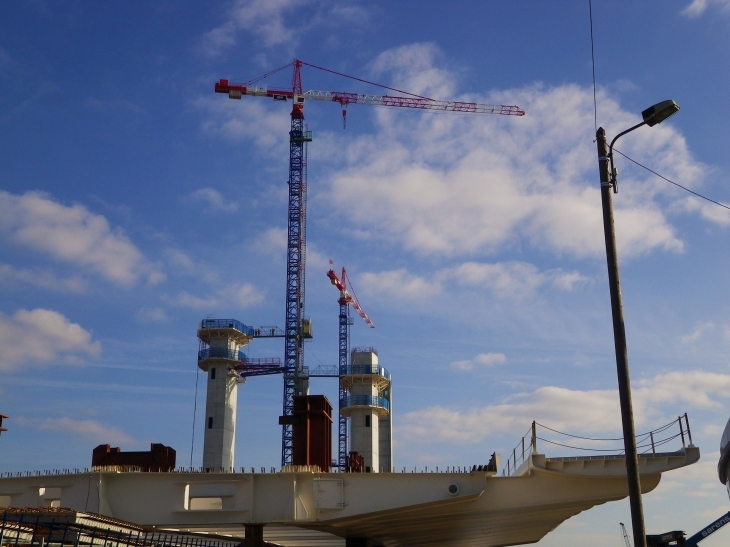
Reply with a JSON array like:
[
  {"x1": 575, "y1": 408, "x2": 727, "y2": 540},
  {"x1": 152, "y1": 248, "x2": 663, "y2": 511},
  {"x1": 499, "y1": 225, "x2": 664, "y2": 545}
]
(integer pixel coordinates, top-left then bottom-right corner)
[
  {"x1": 351, "y1": 347, "x2": 378, "y2": 356},
  {"x1": 500, "y1": 414, "x2": 694, "y2": 476},
  {"x1": 341, "y1": 365, "x2": 390, "y2": 380},
  {"x1": 198, "y1": 319, "x2": 255, "y2": 336},
  {"x1": 197, "y1": 348, "x2": 246, "y2": 362},
  {"x1": 0, "y1": 508, "x2": 240, "y2": 547},
  {"x1": 339, "y1": 395, "x2": 389, "y2": 412}
]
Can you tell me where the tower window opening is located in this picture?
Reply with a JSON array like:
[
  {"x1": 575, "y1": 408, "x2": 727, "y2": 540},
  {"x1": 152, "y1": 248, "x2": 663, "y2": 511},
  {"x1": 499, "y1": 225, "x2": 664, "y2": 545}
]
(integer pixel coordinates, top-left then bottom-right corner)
[
  {"x1": 211, "y1": 368, "x2": 216, "y2": 380},
  {"x1": 365, "y1": 415, "x2": 371, "y2": 427},
  {"x1": 208, "y1": 417, "x2": 213, "y2": 429}
]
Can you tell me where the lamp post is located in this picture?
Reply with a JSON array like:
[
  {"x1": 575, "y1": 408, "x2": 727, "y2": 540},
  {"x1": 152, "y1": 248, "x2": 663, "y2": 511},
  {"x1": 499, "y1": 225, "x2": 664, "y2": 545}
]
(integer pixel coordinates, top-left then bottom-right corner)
[{"x1": 595, "y1": 99, "x2": 680, "y2": 547}]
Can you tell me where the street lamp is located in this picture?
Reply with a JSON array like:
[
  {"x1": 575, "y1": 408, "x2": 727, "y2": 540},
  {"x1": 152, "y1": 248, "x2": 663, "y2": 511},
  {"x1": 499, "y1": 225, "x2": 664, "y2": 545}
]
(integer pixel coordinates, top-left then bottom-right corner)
[
  {"x1": 595, "y1": 99, "x2": 680, "y2": 547},
  {"x1": 0, "y1": 414, "x2": 8, "y2": 437}
]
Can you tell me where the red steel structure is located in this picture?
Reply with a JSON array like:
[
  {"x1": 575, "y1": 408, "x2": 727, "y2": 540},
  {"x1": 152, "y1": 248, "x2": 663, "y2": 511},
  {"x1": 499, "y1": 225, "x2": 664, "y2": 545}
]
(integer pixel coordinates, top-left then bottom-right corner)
[{"x1": 291, "y1": 395, "x2": 334, "y2": 472}]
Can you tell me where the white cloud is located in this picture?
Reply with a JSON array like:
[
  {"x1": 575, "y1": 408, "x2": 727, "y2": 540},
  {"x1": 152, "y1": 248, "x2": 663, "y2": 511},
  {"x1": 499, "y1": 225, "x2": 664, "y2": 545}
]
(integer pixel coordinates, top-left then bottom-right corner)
[
  {"x1": 681, "y1": 321, "x2": 714, "y2": 343},
  {"x1": 0, "y1": 309, "x2": 101, "y2": 372},
  {"x1": 0, "y1": 264, "x2": 87, "y2": 293},
  {"x1": 36, "y1": 417, "x2": 135, "y2": 445},
  {"x1": 400, "y1": 385, "x2": 621, "y2": 445},
  {"x1": 198, "y1": 0, "x2": 370, "y2": 56},
  {"x1": 197, "y1": 95, "x2": 290, "y2": 152},
  {"x1": 172, "y1": 282, "x2": 265, "y2": 310},
  {"x1": 253, "y1": 227, "x2": 288, "y2": 254},
  {"x1": 682, "y1": 0, "x2": 730, "y2": 17},
  {"x1": 450, "y1": 352, "x2": 506, "y2": 371},
  {"x1": 675, "y1": 196, "x2": 730, "y2": 225},
  {"x1": 359, "y1": 261, "x2": 587, "y2": 301},
  {"x1": 188, "y1": 187, "x2": 239, "y2": 213},
  {"x1": 135, "y1": 307, "x2": 168, "y2": 324},
  {"x1": 400, "y1": 370, "x2": 730, "y2": 446},
  {"x1": 317, "y1": 44, "x2": 706, "y2": 260},
  {"x1": 0, "y1": 191, "x2": 163, "y2": 287},
  {"x1": 163, "y1": 248, "x2": 196, "y2": 271},
  {"x1": 229, "y1": 283, "x2": 265, "y2": 307},
  {"x1": 359, "y1": 268, "x2": 442, "y2": 299}
]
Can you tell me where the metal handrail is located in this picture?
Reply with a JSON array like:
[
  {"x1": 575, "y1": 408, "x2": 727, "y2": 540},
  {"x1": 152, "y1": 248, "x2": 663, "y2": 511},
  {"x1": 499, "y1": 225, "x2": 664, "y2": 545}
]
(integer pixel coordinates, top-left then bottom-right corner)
[
  {"x1": 197, "y1": 348, "x2": 247, "y2": 362},
  {"x1": 500, "y1": 414, "x2": 694, "y2": 476},
  {"x1": 199, "y1": 318, "x2": 255, "y2": 336},
  {"x1": 351, "y1": 346, "x2": 378, "y2": 356},
  {"x1": 339, "y1": 395, "x2": 390, "y2": 411},
  {"x1": 340, "y1": 365, "x2": 391, "y2": 380}
]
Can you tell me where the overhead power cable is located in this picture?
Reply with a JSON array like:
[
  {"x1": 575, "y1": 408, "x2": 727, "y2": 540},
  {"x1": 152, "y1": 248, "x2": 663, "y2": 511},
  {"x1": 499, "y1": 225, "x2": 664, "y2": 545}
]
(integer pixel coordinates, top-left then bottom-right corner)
[
  {"x1": 613, "y1": 148, "x2": 730, "y2": 211},
  {"x1": 588, "y1": 0, "x2": 598, "y2": 133}
]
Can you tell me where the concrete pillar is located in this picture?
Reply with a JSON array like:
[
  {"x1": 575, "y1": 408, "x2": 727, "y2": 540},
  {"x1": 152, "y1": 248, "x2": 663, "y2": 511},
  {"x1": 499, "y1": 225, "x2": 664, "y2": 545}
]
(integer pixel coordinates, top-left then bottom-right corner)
[
  {"x1": 197, "y1": 321, "x2": 251, "y2": 472},
  {"x1": 342, "y1": 349, "x2": 390, "y2": 473},
  {"x1": 378, "y1": 384, "x2": 393, "y2": 473},
  {"x1": 202, "y1": 360, "x2": 238, "y2": 471},
  {"x1": 243, "y1": 525, "x2": 264, "y2": 547}
]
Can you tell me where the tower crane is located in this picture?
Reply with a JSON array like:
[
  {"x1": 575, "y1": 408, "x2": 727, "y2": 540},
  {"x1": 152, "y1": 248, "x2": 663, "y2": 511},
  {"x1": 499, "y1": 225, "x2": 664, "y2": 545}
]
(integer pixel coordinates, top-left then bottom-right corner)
[
  {"x1": 621, "y1": 523, "x2": 632, "y2": 547},
  {"x1": 327, "y1": 264, "x2": 375, "y2": 469},
  {"x1": 215, "y1": 59, "x2": 525, "y2": 467}
]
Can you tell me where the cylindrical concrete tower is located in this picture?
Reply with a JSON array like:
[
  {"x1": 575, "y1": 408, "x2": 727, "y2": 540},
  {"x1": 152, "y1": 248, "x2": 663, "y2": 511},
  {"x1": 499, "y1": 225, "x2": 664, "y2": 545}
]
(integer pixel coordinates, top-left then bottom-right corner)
[
  {"x1": 197, "y1": 319, "x2": 252, "y2": 472},
  {"x1": 340, "y1": 348, "x2": 391, "y2": 473}
]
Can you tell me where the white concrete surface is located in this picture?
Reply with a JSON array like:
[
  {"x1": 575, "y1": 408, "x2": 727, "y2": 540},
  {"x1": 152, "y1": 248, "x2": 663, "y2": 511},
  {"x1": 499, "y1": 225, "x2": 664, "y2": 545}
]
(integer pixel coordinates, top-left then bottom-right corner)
[{"x1": 0, "y1": 447, "x2": 699, "y2": 547}]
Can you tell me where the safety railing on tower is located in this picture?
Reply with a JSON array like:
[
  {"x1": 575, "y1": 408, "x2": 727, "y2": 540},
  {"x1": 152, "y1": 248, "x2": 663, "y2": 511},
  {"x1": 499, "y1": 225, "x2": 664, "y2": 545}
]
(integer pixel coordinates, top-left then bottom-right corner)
[
  {"x1": 198, "y1": 319, "x2": 255, "y2": 336},
  {"x1": 339, "y1": 395, "x2": 390, "y2": 412},
  {"x1": 500, "y1": 414, "x2": 694, "y2": 476},
  {"x1": 341, "y1": 365, "x2": 391, "y2": 379},
  {"x1": 197, "y1": 348, "x2": 246, "y2": 362}
]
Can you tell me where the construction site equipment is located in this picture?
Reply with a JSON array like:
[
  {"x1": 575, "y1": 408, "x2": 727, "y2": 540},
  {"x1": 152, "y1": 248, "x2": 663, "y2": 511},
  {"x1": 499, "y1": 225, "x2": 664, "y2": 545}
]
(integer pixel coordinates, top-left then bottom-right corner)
[
  {"x1": 327, "y1": 265, "x2": 375, "y2": 469},
  {"x1": 621, "y1": 523, "x2": 632, "y2": 547},
  {"x1": 215, "y1": 60, "x2": 524, "y2": 467}
]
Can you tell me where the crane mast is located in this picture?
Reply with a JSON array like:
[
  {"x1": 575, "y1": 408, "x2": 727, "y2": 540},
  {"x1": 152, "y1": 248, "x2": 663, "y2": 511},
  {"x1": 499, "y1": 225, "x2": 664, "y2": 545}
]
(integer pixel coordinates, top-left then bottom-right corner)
[
  {"x1": 327, "y1": 266, "x2": 374, "y2": 469},
  {"x1": 281, "y1": 60, "x2": 312, "y2": 467}
]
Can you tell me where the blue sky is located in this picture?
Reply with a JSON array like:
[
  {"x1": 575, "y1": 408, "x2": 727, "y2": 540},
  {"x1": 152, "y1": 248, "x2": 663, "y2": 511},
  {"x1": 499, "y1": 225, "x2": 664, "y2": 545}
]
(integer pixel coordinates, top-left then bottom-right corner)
[{"x1": 2, "y1": 0, "x2": 730, "y2": 545}]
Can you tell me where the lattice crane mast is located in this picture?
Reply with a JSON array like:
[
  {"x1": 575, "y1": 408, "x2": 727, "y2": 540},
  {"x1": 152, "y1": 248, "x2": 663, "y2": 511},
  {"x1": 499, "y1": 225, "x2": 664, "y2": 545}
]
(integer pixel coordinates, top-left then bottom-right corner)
[
  {"x1": 621, "y1": 523, "x2": 632, "y2": 547},
  {"x1": 327, "y1": 265, "x2": 374, "y2": 469},
  {"x1": 215, "y1": 60, "x2": 524, "y2": 467}
]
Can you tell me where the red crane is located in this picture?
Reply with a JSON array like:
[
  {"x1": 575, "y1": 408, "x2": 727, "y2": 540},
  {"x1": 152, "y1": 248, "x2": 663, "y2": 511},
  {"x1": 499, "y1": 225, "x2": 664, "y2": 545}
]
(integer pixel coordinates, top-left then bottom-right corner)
[
  {"x1": 327, "y1": 264, "x2": 374, "y2": 469},
  {"x1": 215, "y1": 60, "x2": 524, "y2": 467}
]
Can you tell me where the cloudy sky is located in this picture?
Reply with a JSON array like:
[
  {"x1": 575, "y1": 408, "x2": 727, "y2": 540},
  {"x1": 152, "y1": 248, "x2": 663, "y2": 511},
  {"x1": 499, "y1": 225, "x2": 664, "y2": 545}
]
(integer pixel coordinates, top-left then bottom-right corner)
[{"x1": 2, "y1": 1, "x2": 730, "y2": 545}]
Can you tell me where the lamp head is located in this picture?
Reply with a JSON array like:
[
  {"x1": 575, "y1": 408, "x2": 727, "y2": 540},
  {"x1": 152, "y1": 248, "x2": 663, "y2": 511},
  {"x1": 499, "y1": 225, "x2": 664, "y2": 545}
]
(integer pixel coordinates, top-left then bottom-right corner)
[{"x1": 642, "y1": 100, "x2": 680, "y2": 127}]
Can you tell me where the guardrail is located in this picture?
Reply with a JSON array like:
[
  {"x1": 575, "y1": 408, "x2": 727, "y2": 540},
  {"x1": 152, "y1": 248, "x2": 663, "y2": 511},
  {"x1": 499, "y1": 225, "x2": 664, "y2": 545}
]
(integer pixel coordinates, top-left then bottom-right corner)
[
  {"x1": 339, "y1": 395, "x2": 390, "y2": 412},
  {"x1": 197, "y1": 348, "x2": 246, "y2": 362},
  {"x1": 199, "y1": 319, "x2": 255, "y2": 336},
  {"x1": 0, "y1": 508, "x2": 240, "y2": 547},
  {"x1": 500, "y1": 414, "x2": 694, "y2": 476},
  {"x1": 341, "y1": 365, "x2": 390, "y2": 380}
]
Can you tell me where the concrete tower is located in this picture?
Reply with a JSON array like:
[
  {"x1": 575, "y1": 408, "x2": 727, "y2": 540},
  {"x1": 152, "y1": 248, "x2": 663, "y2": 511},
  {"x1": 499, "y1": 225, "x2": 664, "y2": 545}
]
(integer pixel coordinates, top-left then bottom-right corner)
[
  {"x1": 197, "y1": 319, "x2": 251, "y2": 471},
  {"x1": 340, "y1": 348, "x2": 391, "y2": 473}
]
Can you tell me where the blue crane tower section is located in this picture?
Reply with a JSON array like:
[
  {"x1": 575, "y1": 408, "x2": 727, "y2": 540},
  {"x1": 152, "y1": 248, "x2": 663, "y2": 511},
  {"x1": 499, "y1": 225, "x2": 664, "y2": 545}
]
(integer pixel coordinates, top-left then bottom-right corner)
[{"x1": 281, "y1": 61, "x2": 313, "y2": 467}]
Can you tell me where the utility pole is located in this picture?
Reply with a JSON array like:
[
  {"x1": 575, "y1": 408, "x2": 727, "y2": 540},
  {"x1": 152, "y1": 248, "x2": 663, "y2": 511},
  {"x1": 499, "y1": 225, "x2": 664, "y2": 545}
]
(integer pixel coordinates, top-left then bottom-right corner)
[{"x1": 596, "y1": 127, "x2": 647, "y2": 547}]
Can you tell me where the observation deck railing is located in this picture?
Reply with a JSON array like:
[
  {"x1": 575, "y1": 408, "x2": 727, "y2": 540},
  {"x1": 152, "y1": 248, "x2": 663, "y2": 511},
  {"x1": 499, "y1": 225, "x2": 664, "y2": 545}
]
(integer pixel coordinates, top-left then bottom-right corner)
[
  {"x1": 341, "y1": 365, "x2": 391, "y2": 380},
  {"x1": 339, "y1": 395, "x2": 389, "y2": 412},
  {"x1": 351, "y1": 346, "x2": 378, "y2": 356},
  {"x1": 199, "y1": 319, "x2": 255, "y2": 336},
  {"x1": 500, "y1": 413, "x2": 694, "y2": 476},
  {"x1": 197, "y1": 348, "x2": 247, "y2": 362}
]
